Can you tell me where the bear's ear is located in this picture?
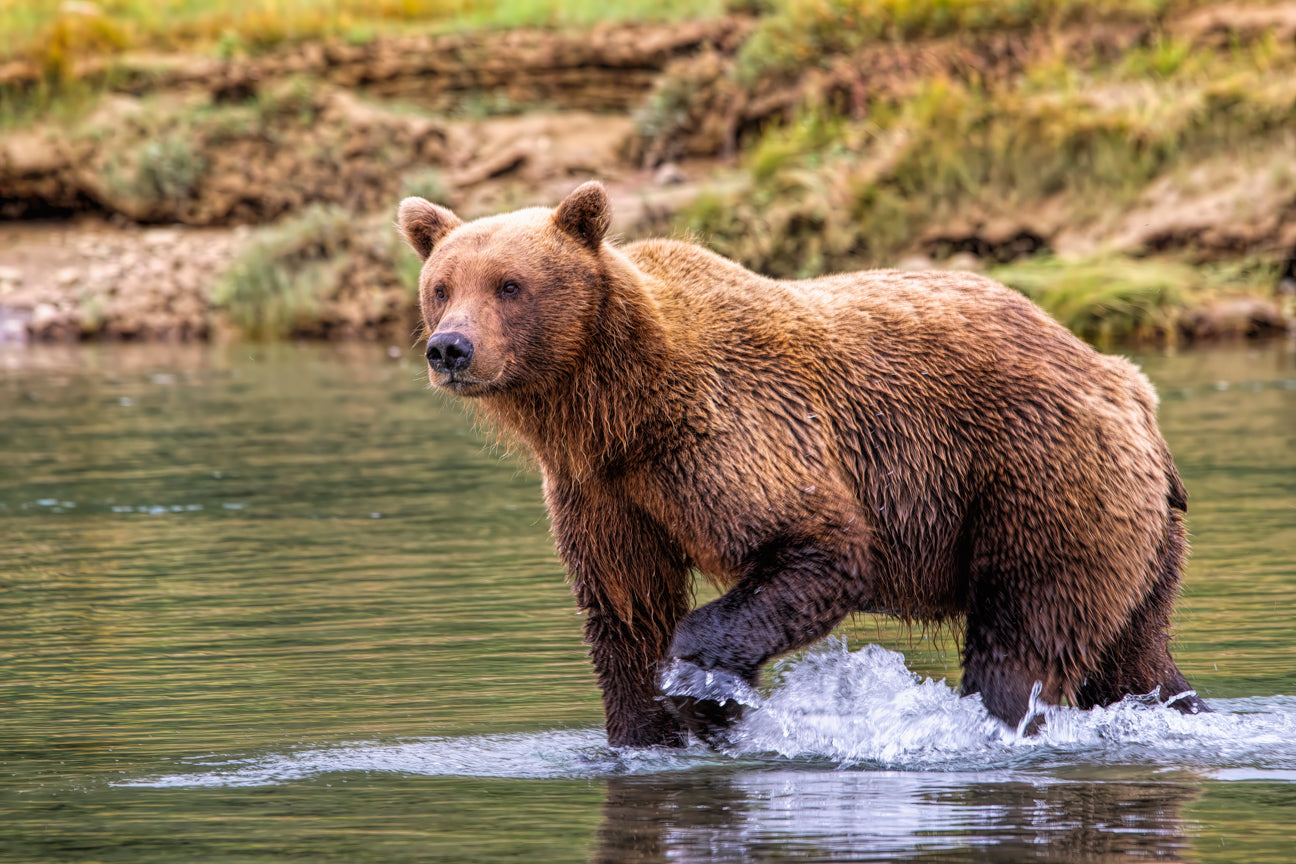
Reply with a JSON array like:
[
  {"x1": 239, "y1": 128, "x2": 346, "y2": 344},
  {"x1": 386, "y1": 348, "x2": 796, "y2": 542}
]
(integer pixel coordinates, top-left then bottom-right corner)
[
  {"x1": 397, "y1": 197, "x2": 463, "y2": 261},
  {"x1": 553, "y1": 181, "x2": 611, "y2": 251}
]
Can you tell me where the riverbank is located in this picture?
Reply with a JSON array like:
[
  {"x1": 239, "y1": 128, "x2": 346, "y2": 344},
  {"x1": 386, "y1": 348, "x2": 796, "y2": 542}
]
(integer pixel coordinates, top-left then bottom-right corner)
[{"x1": 1, "y1": 1, "x2": 1294, "y2": 345}]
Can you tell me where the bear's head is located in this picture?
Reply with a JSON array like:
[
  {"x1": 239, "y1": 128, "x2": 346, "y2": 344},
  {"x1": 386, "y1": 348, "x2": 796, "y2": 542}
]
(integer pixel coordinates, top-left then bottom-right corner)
[{"x1": 397, "y1": 181, "x2": 613, "y2": 397}]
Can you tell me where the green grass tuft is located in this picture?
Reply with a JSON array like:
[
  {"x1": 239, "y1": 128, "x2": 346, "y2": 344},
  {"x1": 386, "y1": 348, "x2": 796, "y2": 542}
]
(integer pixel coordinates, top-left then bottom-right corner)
[
  {"x1": 400, "y1": 168, "x2": 449, "y2": 205},
  {"x1": 213, "y1": 205, "x2": 352, "y2": 338},
  {"x1": 988, "y1": 256, "x2": 1195, "y2": 346}
]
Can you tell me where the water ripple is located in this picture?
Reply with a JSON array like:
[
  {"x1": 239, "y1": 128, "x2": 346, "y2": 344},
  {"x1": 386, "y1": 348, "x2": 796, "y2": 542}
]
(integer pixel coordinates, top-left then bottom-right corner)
[{"x1": 121, "y1": 642, "x2": 1296, "y2": 788}]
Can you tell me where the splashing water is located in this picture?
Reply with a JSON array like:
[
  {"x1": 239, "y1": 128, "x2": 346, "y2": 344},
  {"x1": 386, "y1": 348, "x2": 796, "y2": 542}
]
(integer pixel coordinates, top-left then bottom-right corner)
[
  {"x1": 121, "y1": 641, "x2": 1296, "y2": 788},
  {"x1": 726, "y1": 641, "x2": 1296, "y2": 773}
]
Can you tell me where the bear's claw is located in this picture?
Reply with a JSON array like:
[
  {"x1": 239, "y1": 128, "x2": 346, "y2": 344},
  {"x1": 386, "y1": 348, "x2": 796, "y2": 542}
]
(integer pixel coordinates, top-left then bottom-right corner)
[
  {"x1": 658, "y1": 659, "x2": 760, "y2": 747},
  {"x1": 663, "y1": 693, "x2": 744, "y2": 747}
]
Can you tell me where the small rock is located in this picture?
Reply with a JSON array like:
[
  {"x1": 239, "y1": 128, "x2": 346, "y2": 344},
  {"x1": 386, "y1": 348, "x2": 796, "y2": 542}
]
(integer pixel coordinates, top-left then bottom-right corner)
[
  {"x1": 0, "y1": 306, "x2": 31, "y2": 345},
  {"x1": 895, "y1": 254, "x2": 934, "y2": 271},
  {"x1": 944, "y1": 252, "x2": 982, "y2": 272},
  {"x1": 75, "y1": 238, "x2": 105, "y2": 258},
  {"x1": 0, "y1": 315, "x2": 28, "y2": 344},
  {"x1": 88, "y1": 263, "x2": 120, "y2": 283},
  {"x1": 56, "y1": 268, "x2": 79, "y2": 287},
  {"x1": 0, "y1": 266, "x2": 21, "y2": 297},
  {"x1": 653, "y1": 162, "x2": 687, "y2": 186},
  {"x1": 1182, "y1": 298, "x2": 1288, "y2": 339},
  {"x1": 32, "y1": 303, "x2": 60, "y2": 328},
  {"x1": 980, "y1": 218, "x2": 1025, "y2": 247},
  {"x1": 143, "y1": 229, "x2": 180, "y2": 248}
]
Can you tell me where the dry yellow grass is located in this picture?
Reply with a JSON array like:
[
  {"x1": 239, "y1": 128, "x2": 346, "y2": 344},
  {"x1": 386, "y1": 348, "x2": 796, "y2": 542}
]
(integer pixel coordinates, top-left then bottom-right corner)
[{"x1": 1, "y1": 0, "x2": 726, "y2": 71}]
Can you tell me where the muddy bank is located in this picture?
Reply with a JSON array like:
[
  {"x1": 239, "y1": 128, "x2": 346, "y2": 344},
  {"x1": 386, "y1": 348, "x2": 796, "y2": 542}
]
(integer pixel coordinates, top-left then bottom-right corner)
[
  {"x1": 0, "y1": 215, "x2": 423, "y2": 343},
  {"x1": 1, "y1": 18, "x2": 748, "y2": 224}
]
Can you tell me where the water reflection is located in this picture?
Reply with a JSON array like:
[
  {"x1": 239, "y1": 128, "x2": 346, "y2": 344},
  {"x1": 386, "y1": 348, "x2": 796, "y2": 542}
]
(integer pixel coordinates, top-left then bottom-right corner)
[{"x1": 593, "y1": 770, "x2": 1197, "y2": 863}]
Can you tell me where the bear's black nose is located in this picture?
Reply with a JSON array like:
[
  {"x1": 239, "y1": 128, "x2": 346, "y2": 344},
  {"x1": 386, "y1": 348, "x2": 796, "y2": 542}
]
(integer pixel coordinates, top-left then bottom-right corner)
[{"x1": 426, "y1": 332, "x2": 474, "y2": 373}]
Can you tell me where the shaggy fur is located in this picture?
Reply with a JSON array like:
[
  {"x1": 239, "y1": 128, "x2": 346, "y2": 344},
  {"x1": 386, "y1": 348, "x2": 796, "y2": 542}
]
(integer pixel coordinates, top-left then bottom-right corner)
[{"x1": 398, "y1": 182, "x2": 1205, "y2": 748}]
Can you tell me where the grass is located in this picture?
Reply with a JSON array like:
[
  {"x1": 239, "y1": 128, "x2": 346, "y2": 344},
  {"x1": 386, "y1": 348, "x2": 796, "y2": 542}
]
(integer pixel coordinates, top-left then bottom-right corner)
[
  {"x1": 26, "y1": 75, "x2": 447, "y2": 222},
  {"x1": 988, "y1": 256, "x2": 1195, "y2": 346},
  {"x1": 0, "y1": 0, "x2": 728, "y2": 127},
  {"x1": 212, "y1": 204, "x2": 352, "y2": 338},
  {"x1": 213, "y1": 200, "x2": 427, "y2": 338},
  {"x1": 400, "y1": 167, "x2": 448, "y2": 205},
  {"x1": 69, "y1": 83, "x2": 307, "y2": 220},
  {"x1": 988, "y1": 255, "x2": 1288, "y2": 346},
  {"x1": 124, "y1": 134, "x2": 206, "y2": 205},
  {"x1": 80, "y1": 98, "x2": 211, "y2": 220},
  {"x1": 735, "y1": 0, "x2": 1179, "y2": 82}
]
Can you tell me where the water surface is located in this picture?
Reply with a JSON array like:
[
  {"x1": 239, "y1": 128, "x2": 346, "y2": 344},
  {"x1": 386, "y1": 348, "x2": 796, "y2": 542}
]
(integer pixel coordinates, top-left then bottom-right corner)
[{"x1": 2, "y1": 339, "x2": 1294, "y2": 862}]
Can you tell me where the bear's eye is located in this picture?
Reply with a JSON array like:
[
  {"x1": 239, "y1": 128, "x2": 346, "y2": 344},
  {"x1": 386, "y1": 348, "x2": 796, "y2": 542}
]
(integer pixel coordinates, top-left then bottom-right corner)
[
  {"x1": 499, "y1": 281, "x2": 520, "y2": 298},
  {"x1": 432, "y1": 285, "x2": 447, "y2": 302}
]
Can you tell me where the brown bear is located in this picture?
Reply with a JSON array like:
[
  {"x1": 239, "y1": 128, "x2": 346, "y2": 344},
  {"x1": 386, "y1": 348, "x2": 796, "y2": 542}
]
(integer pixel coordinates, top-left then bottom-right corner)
[{"x1": 397, "y1": 181, "x2": 1206, "y2": 748}]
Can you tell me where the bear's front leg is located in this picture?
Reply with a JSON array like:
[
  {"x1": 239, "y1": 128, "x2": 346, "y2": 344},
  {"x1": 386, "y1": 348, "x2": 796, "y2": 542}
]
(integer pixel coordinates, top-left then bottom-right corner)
[
  {"x1": 583, "y1": 607, "x2": 689, "y2": 748},
  {"x1": 662, "y1": 529, "x2": 871, "y2": 745},
  {"x1": 546, "y1": 475, "x2": 694, "y2": 748}
]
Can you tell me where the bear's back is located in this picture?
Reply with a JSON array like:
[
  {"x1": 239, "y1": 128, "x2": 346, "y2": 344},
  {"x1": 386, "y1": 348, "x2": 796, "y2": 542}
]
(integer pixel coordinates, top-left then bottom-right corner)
[
  {"x1": 620, "y1": 237, "x2": 1162, "y2": 493},
  {"x1": 622, "y1": 237, "x2": 1122, "y2": 395}
]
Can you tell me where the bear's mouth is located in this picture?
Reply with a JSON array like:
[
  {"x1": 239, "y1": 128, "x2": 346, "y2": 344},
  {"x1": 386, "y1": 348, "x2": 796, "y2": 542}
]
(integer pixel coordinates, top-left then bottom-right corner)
[{"x1": 437, "y1": 371, "x2": 495, "y2": 396}]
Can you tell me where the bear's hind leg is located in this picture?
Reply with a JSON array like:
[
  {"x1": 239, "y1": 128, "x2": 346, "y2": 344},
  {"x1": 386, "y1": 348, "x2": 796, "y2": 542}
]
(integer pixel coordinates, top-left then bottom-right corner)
[
  {"x1": 959, "y1": 560, "x2": 1090, "y2": 734},
  {"x1": 1072, "y1": 605, "x2": 1206, "y2": 715},
  {"x1": 1073, "y1": 634, "x2": 1204, "y2": 715},
  {"x1": 1073, "y1": 512, "x2": 1202, "y2": 715},
  {"x1": 1073, "y1": 513, "x2": 1206, "y2": 714}
]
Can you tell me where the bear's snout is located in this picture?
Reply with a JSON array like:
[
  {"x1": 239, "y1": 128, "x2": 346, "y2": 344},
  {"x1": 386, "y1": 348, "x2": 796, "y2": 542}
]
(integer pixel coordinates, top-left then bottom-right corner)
[{"x1": 426, "y1": 332, "x2": 474, "y2": 374}]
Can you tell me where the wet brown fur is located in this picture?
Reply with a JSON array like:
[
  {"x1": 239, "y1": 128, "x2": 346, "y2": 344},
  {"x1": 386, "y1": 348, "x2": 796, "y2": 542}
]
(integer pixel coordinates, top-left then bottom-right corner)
[{"x1": 398, "y1": 182, "x2": 1203, "y2": 747}]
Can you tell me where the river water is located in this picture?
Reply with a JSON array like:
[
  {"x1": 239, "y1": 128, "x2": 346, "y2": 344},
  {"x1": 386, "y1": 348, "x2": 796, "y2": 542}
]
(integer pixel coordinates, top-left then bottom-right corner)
[{"x1": 2, "y1": 339, "x2": 1294, "y2": 862}]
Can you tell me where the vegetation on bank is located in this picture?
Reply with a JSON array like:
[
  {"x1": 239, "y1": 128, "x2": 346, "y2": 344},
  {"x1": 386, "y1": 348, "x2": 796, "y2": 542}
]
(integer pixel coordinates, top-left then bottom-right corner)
[
  {"x1": 4, "y1": 0, "x2": 1221, "y2": 70},
  {"x1": 212, "y1": 202, "x2": 426, "y2": 339},
  {"x1": 213, "y1": 204, "x2": 352, "y2": 338},
  {"x1": 682, "y1": 33, "x2": 1296, "y2": 272},
  {"x1": 672, "y1": 4, "x2": 1296, "y2": 343},
  {"x1": 3, "y1": 0, "x2": 1293, "y2": 343},
  {"x1": 735, "y1": 0, "x2": 1179, "y2": 81},
  {"x1": 988, "y1": 256, "x2": 1285, "y2": 346},
  {"x1": 1, "y1": 0, "x2": 729, "y2": 126},
  {"x1": 0, "y1": 0, "x2": 1218, "y2": 93}
]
